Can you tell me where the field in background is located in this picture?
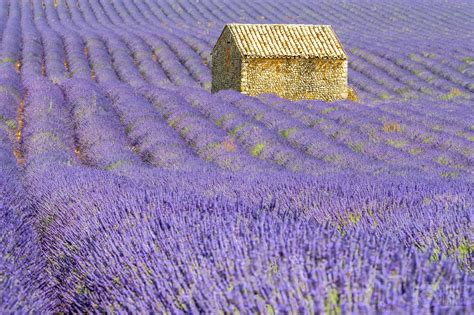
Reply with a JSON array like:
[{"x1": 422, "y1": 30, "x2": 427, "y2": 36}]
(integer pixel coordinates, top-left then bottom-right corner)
[{"x1": 0, "y1": 0, "x2": 472, "y2": 313}]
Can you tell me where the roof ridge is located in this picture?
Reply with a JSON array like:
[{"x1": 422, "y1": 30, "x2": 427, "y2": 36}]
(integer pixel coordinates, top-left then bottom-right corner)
[{"x1": 227, "y1": 23, "x2": 333, "y2": 26}]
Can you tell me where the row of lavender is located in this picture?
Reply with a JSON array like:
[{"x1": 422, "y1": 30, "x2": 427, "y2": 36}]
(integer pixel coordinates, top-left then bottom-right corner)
[{"x1": 0, "y1": 59, "x2": 55, "y2": 310}]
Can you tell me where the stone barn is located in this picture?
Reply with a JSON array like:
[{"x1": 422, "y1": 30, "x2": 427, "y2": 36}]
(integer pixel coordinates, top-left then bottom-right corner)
[{"x1": 211, "y1": 24, "x2": 348, "y2": 101}]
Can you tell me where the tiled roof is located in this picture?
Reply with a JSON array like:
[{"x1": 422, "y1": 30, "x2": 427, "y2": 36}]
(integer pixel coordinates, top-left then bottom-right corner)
[{"x1": 226, "y1": 24, "x2": 347, "y2": 59}]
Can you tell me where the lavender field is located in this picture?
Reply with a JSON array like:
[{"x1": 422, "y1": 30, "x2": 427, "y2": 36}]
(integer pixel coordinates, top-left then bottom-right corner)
[{"x1": 0, "y1": 0, "x2": 473, "y2": 313}]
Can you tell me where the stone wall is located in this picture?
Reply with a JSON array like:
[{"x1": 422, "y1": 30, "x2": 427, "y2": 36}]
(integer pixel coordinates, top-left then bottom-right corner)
[
  {"x1": 241, "y1": 58, "x2": 348, "y2": 101},
  {"x1": 211, "y1": 28, "x2": 242, "y2": 93}
]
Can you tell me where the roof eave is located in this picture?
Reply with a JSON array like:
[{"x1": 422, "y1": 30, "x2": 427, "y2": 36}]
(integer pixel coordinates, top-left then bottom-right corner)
[{"x1": 243, "y1": 55, "x2": 347, "y2": 60}]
